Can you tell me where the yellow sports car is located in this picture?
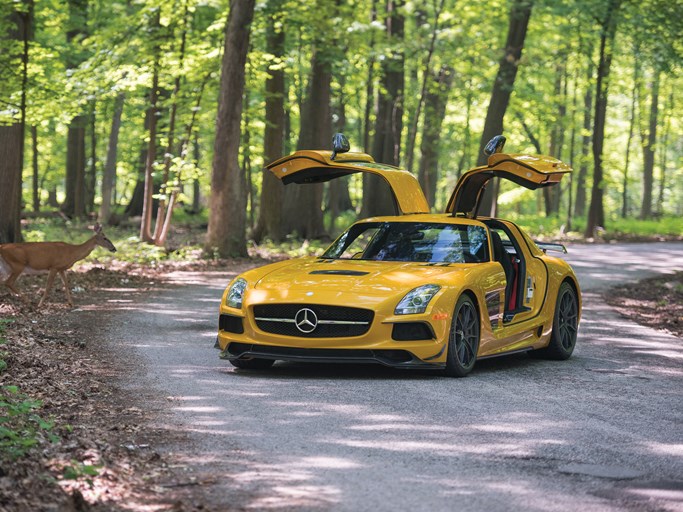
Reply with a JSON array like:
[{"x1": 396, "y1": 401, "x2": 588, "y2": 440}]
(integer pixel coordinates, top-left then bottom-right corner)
[{"x1": 217, "y1": 135, "x2": 581, "y2": 377}]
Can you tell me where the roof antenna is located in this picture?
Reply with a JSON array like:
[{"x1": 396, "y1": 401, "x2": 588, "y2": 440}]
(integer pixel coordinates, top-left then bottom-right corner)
[
  {"x1": 484, "y1": 135, "x2": 506, "y2": 156},
  {"x1": 331, "y1": 133, "x2": 350, "y2": 160}
]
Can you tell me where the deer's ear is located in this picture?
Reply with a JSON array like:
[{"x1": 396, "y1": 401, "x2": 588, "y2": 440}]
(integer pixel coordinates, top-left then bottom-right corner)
[{"x1": 94, "y1": 223, "x2": 102, "y2": 233}]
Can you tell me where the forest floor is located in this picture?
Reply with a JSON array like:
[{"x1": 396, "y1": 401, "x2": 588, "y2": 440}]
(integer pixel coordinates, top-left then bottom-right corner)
[
  {"x1": 0, "y1": 247, "x2": 682, "y2": 511},
  {"x1": 0, "y1": 260, "x2": 266, "y2": 512},
  {"x1": 604, "y1": 270, "x2": 683, "y2": 339}
]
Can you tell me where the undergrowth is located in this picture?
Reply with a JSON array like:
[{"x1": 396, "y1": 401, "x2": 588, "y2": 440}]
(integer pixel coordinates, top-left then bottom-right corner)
[{"x1": 0, "y1": 319, "x2": 59, "y2": 460}]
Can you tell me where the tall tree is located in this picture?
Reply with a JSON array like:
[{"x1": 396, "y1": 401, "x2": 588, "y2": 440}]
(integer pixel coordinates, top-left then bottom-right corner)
[
  {"x1": 476, "y1": 0, "x2": 534, "y2": 217},
  {"x1": 99, "y1": 91, "x2": 125, "y2": 224},
  {"x1": 544, "y1": 54, "x2": 567, "y2": 216},
  {"x1": 140, "y1": 9, "x2": 161, "y2": 242},
  {"x1": 621, "y1": 50, "x2": 639, "y2": 218},
  {"x1": 573, "y1": 54, "x2": 593, "y2": 218},
  {"x1": 253, "y1": 0, "x2": 286, "y2": 243},
  {"x1": 206, "y1": 0, "x2": 256, "y2": 257},
  {"x1": 639, "y1": 70, "x2": 660, "y2": 220},
  {"x1": 282, "y1": 50, "x2": 331, "y2": 238},
  {"x1": 585, "y1": 0, "x2": 622, "y2": 237},
  {"x1": 418, "y1": 66, "x2": 453, "y2": 207},
  {"x1": 0, "y1": 1, "x2": 31, "y2": 243},
  {"x1": 404, "y1": 0, "x2": 446, "y2": 174},
  {"x1": 362, "y1": 0, "x2": 405, "y2": 218},
  {"x1": 62, "y1": 0, "x2": 88, "y2": 219}
]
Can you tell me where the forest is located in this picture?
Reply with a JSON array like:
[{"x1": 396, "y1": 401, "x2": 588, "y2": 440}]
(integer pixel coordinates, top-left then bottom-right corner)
[{"x1": 0, "y1": 0, "x2": 681, "y2": 257}]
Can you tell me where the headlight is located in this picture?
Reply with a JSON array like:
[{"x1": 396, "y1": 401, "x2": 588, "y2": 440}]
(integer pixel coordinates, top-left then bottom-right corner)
[
  {"x1": 226, "y1": 278, "x2": 247, "y2": 309},
  {"x1": 395, "y1": 284, "x2": 441, "y2": 315}
]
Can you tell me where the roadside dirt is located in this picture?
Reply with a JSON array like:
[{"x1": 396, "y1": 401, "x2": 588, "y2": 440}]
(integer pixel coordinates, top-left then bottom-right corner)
[
  {"x1": 604, "y1": 270, "x2": 683, "y2": 339},
  {"x1": 0, "y1": 263, "x2": 259, "y2": 512}
]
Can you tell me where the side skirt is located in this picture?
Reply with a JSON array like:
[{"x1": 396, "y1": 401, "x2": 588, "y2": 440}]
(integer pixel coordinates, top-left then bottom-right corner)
[{"x1": 476, "y1": 347, "x2": 533, "y2": 360}]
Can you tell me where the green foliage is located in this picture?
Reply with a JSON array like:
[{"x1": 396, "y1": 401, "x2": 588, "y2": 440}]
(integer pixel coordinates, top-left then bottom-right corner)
[
  {"x1": 508, "y1": 214, "x2": 683, "y2": 239},
  {"x1": 62, "y1": 460, "x2": 102, "y2": 488},
  {"x1": 2, "y1": 0, "x2": 682, "y2": 242},
  {"x1": 0, "y1": 385, "x2": 58, "y2": 460}
]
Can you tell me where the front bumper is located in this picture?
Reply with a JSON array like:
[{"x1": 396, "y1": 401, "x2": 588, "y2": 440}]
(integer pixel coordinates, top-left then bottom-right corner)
[
  {"x1": 219, "y1": 341, "x2": 445, "y2": 369},
  {"x1": 216, "y1": 301, "x2": 452, "y2": 368}
]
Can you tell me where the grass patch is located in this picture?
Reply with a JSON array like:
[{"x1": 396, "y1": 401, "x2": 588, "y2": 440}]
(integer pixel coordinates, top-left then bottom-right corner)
[{"x1": 505, "y1": 214, "x2": 683, "y2": 239}]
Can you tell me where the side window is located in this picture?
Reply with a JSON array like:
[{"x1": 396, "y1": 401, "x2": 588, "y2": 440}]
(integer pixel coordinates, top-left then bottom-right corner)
[
  {"x1": 467, "y1": 225, "x2": 488, "y2": 261},
  {"x1": 491, "y1": 227, "x2": 517, "y2": 257}
]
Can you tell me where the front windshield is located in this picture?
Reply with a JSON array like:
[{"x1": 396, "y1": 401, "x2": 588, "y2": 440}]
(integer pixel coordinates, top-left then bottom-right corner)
[{"x1": 322, "y1": 222, "x2": 489, "y2": 263}]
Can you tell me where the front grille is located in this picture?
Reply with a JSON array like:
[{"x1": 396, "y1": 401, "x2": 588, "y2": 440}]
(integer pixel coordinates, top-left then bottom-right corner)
[{"x1": 253, "y1": 304, "x2": 374, "y2": 338}]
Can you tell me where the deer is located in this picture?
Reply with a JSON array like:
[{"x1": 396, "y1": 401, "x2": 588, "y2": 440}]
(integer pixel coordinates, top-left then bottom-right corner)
[{"x1": 0, "y1": 223, "x2": 117, "y2": 307}]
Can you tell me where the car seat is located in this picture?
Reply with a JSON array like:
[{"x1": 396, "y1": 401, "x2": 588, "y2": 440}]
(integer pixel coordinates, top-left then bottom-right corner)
[{"x1": 489, "y1": 230, "x2": 515, "y2": 311}]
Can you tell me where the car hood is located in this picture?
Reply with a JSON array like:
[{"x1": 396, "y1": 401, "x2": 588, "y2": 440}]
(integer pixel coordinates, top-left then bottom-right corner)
[{"x1": 254, "y1": 258, "x2": 476, "y2": 296}]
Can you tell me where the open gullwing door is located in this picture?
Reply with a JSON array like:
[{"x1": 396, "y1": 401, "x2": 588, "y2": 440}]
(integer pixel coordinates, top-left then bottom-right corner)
[
  {"x1": 266, "y1": 150, "x2": 430, "y2": 215},
  {"x1": 446, "y1": 152, "x2": 572, "y2": 218}
]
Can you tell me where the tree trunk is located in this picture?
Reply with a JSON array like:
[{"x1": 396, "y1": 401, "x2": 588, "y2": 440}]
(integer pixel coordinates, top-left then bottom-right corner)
[
  {"x1": 566, "y1": 66, "x2": 578, "y2": 231},
  {"x1": 621, "y1": 53, "x2": 639, "y2": 218},
  {"x1": 0, "y1": 3, "x2": 31, "y2": 243},
  {"x1": 363, "y1": 0, "x2": 378, "y2": 154},
  {"x1": 544, "y1": 57, "x2": 566, "y2": 216},
  {"x1": 657, "y1": 88, "x2": 672, "y2": 215},
  {"x1": 418, "y1": 66, "x2": 453, "y2": 208},
  {"x1": 153, "y1": 3, "x2": 191, "y2": 246},
  {"x1": 574, "y1": 55, "x2": 593, "y2": 219},
  {"x1": 100, "y1": 92, "x2": 124, "y2": 224},
  {"x1": 456, "y1": 72, "x2": 474, "y2": 178},
  {"x1": 282, "y1": 51, "x2": 331, "y2": 239},
  {"x1": 62, "y1": 0, "x2": 88, "y2": 219},
  {"x1": 84, "y1": 100, "x2": 97, "y2": 213},
  {"x1": 0, "y1": 123, "x2": 24, "y2": 243},
  {"x1": 476, "y1": 0, "x2": 534, "y2": 217},
  {"x1": 31, "y1": 125, "x2": 39, "y2": 212},
  {"x1": 405, "y1": 0, "x2": 446, "y2": 174},
  {"x1": 206, "y1": 0, "x2": 256, "y2": 257},
  {"x1": 254, "y1": 0, "x2": 286, "y2": 243},
  {"x1": 63, "y1": 116, "x2": 87, "y2": 218},
  {"x1": 328, "y1": 82, "x2": 354, "y2": 233},
  {"x1": 362, "y1": 0, "x2": 405, "y2": 218},
  {"x1": 585, "y1": 0, "x2": 621, "y2": 237},
  {"x1": 639, "y1": 70, "x2": 659, "y2": 220},
  {"x1": 140, "y1": 11, "x2": 160, "y2": 242}
]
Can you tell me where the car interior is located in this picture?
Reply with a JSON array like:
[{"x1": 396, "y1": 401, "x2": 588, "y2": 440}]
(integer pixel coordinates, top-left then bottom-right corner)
[{"x1": 485, "y1": 220, "x2": 530, "y2": 321}]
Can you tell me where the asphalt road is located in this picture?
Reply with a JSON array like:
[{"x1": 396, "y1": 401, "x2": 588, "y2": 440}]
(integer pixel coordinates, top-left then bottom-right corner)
[{"x1": 90, "y1": 242, "x2": 683, "y2": 511}]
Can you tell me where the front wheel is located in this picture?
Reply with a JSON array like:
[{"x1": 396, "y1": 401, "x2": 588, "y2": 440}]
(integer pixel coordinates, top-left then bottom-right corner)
[
  {"x1": 533, "y1": 282, "x2": 578, "y2": 360},
  {"x1": 229, "y1": 357, "x2": 275, "y2": 370},
  {"x1": 444, "y1": 294, "x2": 480, "y2": 378}
]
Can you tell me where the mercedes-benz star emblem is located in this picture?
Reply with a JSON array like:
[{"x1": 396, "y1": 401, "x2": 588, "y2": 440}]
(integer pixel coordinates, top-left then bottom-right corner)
[{"x1": 295, "y1": 308, "x2": 318, "y2": 333}]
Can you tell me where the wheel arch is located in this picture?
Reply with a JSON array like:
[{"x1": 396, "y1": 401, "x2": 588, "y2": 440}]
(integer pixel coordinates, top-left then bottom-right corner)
[
  {"x1": 460, "y1": 288, "x2": 482, "y2": 320},
  {"x1": 561, "y1": 275, "x2": 582, "y2": 322}
]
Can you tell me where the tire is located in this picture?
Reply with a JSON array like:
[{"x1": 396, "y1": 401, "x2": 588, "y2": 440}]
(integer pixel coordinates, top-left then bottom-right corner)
[
  {"x1": 229, "y1": 357, "x2": 275, "y2": 370},
  {"x1": 533, "y1": 281, "x2": 578, "y2": 360},
  {"x1": 444, "y1": 294, "x2": 480, "y2": 377}
]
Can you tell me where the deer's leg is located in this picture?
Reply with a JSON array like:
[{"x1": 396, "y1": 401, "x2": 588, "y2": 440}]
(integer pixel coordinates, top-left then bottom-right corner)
[
  {"x1": 38, "y1": 269, "x2": 57, "y2": 308},
  {"x1": 3, "y1": 268, "x2": 27, "y2": 302},
  {"x1": 59, "y1": 271, "x2": 73, "y2": 306}
]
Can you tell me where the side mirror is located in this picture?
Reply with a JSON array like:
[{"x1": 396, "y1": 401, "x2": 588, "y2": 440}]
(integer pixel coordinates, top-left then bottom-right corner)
[
  {"x1": 484, "y1": 135, "x2": 506, "y2": 156},
  {"x1": 331, "y1": 133, "x2": 350, "y2": 160}
]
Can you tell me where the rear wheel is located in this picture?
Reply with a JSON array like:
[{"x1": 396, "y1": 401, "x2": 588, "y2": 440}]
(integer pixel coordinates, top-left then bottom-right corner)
[
  {"x1": 534, "y1": 282, "x2": 578, "y2": 360},
  {"x1": 229, "y1": 358, "x2": 275, "y2": 370},
  {"x1": 444, "y1": 294, "x2": 480, "y2": 377}
]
